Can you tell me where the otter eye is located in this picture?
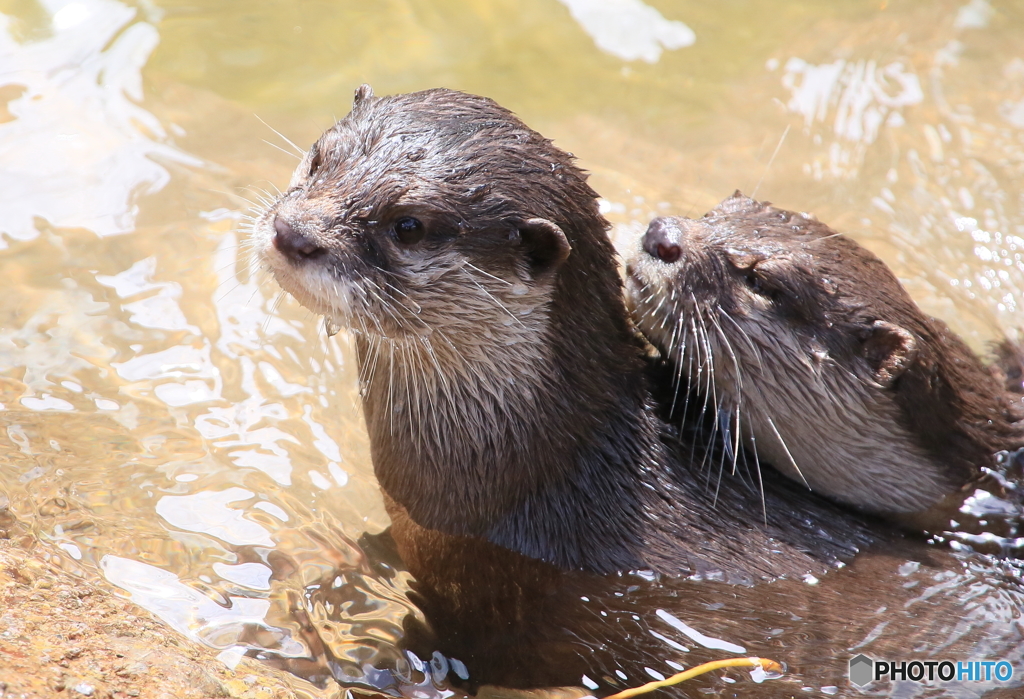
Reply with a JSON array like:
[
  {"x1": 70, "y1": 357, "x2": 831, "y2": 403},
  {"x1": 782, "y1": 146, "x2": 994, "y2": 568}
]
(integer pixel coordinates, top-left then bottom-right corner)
[
  {"x1": 308, "y1": 149, "x2": 322, "y2": 177},
  {"x1": 744, "y1": 270, "x2": 769, "y2": 297},
  {"x1": 394, "y1": 216, "x2": 425, "y2": 245}
]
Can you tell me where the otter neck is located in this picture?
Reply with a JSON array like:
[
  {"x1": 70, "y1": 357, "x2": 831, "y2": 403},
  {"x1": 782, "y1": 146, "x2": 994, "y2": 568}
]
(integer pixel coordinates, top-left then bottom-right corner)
[{"x1": 354, "y1": 322, "x2": 673, "y2": 573}]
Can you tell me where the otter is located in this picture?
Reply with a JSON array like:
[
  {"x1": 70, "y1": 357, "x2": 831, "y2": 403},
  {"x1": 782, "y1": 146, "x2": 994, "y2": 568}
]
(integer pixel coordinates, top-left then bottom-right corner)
[
  {"x1": 250, "y1": 86, "x2": 879, "y2": 582},
  {"x1": 625, "y1": 192, "x2": 1024, "y2": 524}
]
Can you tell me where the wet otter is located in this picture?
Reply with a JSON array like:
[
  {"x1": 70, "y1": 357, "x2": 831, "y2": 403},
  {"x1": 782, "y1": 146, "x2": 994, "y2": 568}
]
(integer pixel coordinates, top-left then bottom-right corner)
[
  {"x1": 250, "y1": 86, "x2": 879, "y2": 581},
  {"x1": 626, "y1": 192, "x2": 1024, "y2": 523}
]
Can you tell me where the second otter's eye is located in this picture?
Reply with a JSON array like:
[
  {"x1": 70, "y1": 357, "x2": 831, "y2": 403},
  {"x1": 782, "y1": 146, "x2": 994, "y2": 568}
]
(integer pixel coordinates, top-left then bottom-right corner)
[
  {"x1": 308, "y1": 149, "x2": 322, "y2": 178},
  {"x1": 394, "y1": 216, "x2": 425, "y2": 245},
  {"x1": 745, "y1": 271, "x2": 769, "y2": 296}
]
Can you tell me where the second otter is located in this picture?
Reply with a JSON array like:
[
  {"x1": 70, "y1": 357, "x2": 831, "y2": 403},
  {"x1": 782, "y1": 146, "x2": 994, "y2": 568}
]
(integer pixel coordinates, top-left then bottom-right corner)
[{"x1": 626, "y1": 192, "x2": 1024, "y2": 523}]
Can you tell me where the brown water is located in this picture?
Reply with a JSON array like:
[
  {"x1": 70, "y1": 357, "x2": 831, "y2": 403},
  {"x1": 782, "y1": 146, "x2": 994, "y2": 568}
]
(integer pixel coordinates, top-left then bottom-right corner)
[{"x1": 2, "y1": 0, "x2": 1024, "y2": 697}]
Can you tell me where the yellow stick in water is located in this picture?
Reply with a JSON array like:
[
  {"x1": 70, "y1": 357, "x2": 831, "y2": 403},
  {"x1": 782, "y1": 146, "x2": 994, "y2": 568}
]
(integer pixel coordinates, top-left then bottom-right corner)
[{"x1": 603, "y1": 657, "x2": 784, "y2": 699}]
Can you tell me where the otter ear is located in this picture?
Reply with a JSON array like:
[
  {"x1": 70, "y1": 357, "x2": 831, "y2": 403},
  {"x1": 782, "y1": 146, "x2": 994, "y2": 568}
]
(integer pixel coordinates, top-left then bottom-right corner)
[
  {"x1": 862, "y1": 320, "x2": 918, "y2": 387},
  {"x1": 353, "y1": 84, "x2": 374, "y2": 106},
  {"x1": 516, "y1": 218, "x2": 571, "y2": 277}
]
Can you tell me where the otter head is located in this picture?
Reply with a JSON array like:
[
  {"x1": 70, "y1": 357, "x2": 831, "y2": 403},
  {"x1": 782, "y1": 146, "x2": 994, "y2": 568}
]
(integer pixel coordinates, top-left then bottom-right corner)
[
  {"x1": 251, "y1": 86, "x2": 644, "y2": 548},
  {"x1": 250, "y1": 85, "x2": 620, "y2": 349},
  {"x1": 626, "y1": 192, "x2": 1017, "y2": 518},
  {"x1": 627, "y1": 193, "x2": 920, "y2": 389}
]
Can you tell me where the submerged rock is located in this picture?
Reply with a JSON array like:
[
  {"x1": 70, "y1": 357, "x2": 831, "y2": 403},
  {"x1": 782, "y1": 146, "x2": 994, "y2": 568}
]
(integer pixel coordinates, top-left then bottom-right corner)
[{"x1": 0, "y1": 540, "x2": 303, "y2": 699}]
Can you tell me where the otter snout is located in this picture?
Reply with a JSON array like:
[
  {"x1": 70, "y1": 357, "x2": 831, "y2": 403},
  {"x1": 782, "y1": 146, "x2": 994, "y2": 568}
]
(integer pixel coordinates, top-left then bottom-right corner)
[
  {"x1": 273, "y1": 215, "x2": 325, "y2": 262},
  {"x1": 642, "y1": 217, "x2": 684, "y2": 263}
]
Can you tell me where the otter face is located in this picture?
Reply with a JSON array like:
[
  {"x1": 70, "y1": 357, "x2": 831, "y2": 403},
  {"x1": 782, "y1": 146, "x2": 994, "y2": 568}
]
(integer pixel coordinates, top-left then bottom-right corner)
[
  {"x1": 249, "y1": 86, "x2": 576, "y2": 352},
  {"x1": 625, "y1": 192, "x2": 957, "y2": 516},
  {"x1": 625, "y1": 197, "x2": 899, "y2": 405}
]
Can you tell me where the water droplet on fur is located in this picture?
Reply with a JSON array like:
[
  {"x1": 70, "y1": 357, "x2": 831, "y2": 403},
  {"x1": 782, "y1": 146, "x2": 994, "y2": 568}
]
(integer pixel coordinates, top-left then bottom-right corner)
[
  {"x1": 323, "y1": 317, "x2": 340, "y2": 337},
  {"x1": 511, "y1": 282, "x2": 528, "y2": 296}
]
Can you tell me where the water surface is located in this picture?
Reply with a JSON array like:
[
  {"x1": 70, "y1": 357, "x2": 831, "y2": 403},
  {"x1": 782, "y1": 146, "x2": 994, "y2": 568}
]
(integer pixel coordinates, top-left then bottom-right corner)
[{"x1": 2, "y1": 0, "x2": 1024, "y2": 697}]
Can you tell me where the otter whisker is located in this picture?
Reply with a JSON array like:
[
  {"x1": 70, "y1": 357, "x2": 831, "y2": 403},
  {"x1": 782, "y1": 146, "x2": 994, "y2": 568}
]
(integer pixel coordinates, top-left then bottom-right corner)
[
  {"x1": 707, "y1": 313, "x2": 748, "y2": 483},
  {"x1": 233, "y1": 191, "x2": 267, "y2": 210},
  {"x1": 214, "y1": 255, "x2": 246, "y2": 281},
  {"x1": 751, "y1": 123, "x2": 790, "y2": 199},
  {"x1": 691, "y1": 317, "x2": 717, "y2": 479},
  {"x1": 214, "y1": 278, "x2": 245, "y2": 304},
  {"x1": 368, "y1": 336, "x2": 383, "y2": 395},
  {"x1": 414, "y1": 341, "x2": 443, "y2": 450},
  {"x1": 803, "y1": 232, "x2": 844, "y2": 244},
  {"x1": 254, "y1": 114, "x2": 306, "y2": 156},
  {"x1": 718, "y1": 311, "x2": 763, "y2": 373},
  {"x1": 259, "y1": 289, "x2": 287, "y2": 336},
  {"x1": 356, "y1": 334, "x2": 372, "y2": 387},
  {"x1": 250, "y1": 276, "x2": 270, "y2": 307},
  {"x1": 712, "y1": 404, "x2": 734, "y2": 507},
  {"x1": 361, "y1": 278, "x2": 408, "y2": 335},
  {"x1": 730, "y1": 405, "x2": 744, "y2": 480},
  {"x1": 666, "y1": 313, "x2": 686, "y2": 420},
  {"x1": 657, "y1": 295, "x2": 670, "y2": 330},
  {"x1": 357, "y1": 287, "x2": 387, "y2": 337},
  {"x1": 462, "y1": 261, "x2": 513, "y2": 286},
  {"x1": 370, "y1": 274, "x2": 413, "y2": 313},
  {"x1": 639, "y1": 285, "x2": 660, "y2": 307},
  {"x1": 459, "y1": 268, "x2": 526, "y2": 328},
  {"x1": 359, "y1": 333, "x2": 382, "y2": 397},
  {"x1": 692, "y1": 300, "x2": 718, "y2": 427},
  {"x1": 387, "y1": 338, "x2": 396, "y2": 436},
  {"x1": 433, "y1": 328, "x2": 467, "y2": 369},
  {"x1": 680, "y1": 318, "x2": 697, "y2": 426},
  {"x1": 666, "y1": 307, "x2": 682, "y2": 365},
  {"x1": 402, "y1": 341, "x2": 424, "y2": 445},
  {"x1": 420, "y1": 335, "x2": 451, "y2": 391},
  {"x1": 248, "y1": 192, "x2": 277, "y2": 209},
  {"x1": 262, "y1": 138, "x2": 302, "y2": 160},
  {"x1": 683, "y1": 315, "x2": 704, "y2": 468},
  {"x1": 375, "y1": 269, "x2": 415, "y2": 298},
  {"x1": 251, "y1": 185, "x2": 279, "y2": 202},
  {"x1": 764, "y1": 415, "x2": 809, "y2": 488},
  {"x1": 709, "y1": 313, "x2": 742, "y2": 393},
  {"x1": 698, "y1": 312, "x2": 725, "y2": 485},
  {"x1": 750, "y1": 434, "x2": 767, "y2": 524}
]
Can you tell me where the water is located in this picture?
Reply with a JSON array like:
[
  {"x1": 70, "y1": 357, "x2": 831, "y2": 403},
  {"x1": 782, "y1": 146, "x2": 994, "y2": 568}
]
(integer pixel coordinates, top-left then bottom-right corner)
[{"x1": 2, "y1": 0, "x2": 1024, "y2": 697}]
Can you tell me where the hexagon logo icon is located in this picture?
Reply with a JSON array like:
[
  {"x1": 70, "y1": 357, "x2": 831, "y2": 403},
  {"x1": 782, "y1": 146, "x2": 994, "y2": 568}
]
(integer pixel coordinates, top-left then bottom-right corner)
[{"x1": 849, "y1": 654, "x2": 874, "y2": 687}]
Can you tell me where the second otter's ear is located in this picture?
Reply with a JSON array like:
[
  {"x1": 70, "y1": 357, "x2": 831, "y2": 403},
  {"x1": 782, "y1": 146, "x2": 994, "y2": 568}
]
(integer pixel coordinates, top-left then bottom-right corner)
[
  {"x1": 862, "y1": 320, "x2": 918, "y2": 387},
  {"x1": 516, "y1": 218, "x2": 571, "y2": 277}
]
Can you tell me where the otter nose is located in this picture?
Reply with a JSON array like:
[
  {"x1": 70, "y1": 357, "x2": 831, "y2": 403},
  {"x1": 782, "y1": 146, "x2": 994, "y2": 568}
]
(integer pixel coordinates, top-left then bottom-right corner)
[
  {"x1": 273, "y1": 216, "x2": 324, "y2": 261},
  {"x1": 642, "y1": 217, "x2": 683, "y2": 264}
]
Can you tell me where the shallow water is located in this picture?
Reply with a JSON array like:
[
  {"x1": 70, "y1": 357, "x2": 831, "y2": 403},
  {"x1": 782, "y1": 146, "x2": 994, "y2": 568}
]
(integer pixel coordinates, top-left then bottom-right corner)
[{"x1": 2, "y1": 0, "x2": 1024, "y2": 697}]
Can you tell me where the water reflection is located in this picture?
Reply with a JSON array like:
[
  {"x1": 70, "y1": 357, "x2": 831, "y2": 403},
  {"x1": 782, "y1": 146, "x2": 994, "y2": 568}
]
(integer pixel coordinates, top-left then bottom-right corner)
[
  {"x1": 555, "y1": 0, "x2": 695, "y2": 63},
  {"x1": 0, "y1": 0, "x2": 200, "y2": 243},
  {"x1": 763, "y1": 0, "x2": 1024, "y2": 337},
  {"x1": 780, "y1": 57, "x2": 924, "y2": 177},
  {"x1": 1, "y1": 0, "x2": 1024, "y2": 697},
  {"x1": 280, "y1": 522, "x2": 1024, "y2": 698}
]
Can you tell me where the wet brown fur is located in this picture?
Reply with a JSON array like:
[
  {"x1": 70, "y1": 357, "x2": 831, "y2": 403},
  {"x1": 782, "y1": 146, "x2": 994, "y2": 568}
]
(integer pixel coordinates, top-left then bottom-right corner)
[
  {"x1": 992, "y1": 338, "x2": 1024, "y2": 397},
  {"x1": 626, "y1": 192, "x2": 1024, "y2": 520},
  {"x1": 251, "y1": 88, "x2": 881, "y2": 581}
]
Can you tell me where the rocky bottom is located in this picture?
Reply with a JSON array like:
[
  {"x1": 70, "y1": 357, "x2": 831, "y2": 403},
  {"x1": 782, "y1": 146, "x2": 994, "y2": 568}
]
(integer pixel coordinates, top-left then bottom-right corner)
[{"x1": 0, "y1": 539, "x2": 305, "y2": 699}]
